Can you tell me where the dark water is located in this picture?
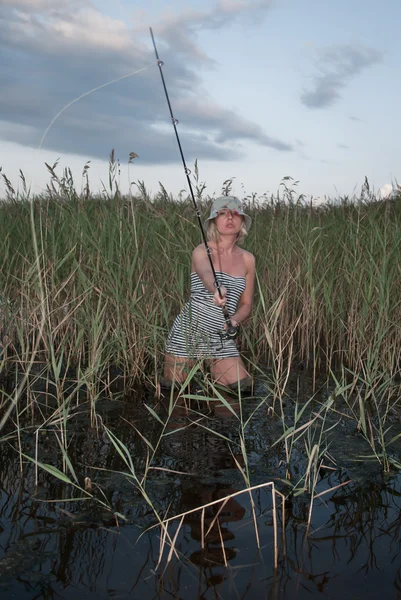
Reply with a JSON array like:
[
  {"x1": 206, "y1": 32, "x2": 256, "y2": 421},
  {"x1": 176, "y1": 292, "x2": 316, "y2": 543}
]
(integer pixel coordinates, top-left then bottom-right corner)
[{"x1": 2, "y1": 385, "x2": 401, "y2": 600}]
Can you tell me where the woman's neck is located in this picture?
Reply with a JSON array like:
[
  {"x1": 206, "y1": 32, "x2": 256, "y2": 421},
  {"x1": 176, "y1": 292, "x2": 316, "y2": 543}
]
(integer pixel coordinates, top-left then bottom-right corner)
[{"x1": 210, "y1": 236, "x2": 237, "y2": 254}]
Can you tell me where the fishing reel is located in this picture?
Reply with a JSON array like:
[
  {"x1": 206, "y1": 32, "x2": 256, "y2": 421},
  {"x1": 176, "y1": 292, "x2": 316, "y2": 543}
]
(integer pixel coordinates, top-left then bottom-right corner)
[
  {"x1": 220, "y1": 304, "x2": 239, "y2": 340},
  {"x1": 217, "y1": 322, "x2": 239, "y2": 343},
  {"x1": 226, "y1": 322, "x2": 239, "y2": 339},
  {"x1": 216, "y1": 323, "x2": 239, "y2": 351}
]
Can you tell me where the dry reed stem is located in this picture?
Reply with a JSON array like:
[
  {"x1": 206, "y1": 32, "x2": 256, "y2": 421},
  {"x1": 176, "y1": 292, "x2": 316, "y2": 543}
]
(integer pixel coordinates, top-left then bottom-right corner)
[
  {"x1": 166, "y1": 515, "x2": 185, "y2": 565},
  {"x1": 231, "y1": 450, "x2": 261, "y2": 549},
  {"x1": 279, "y1": 492, "x2": 287, "y2": 557},
  {"x1": 306, "y1": 451, "x2": 320, "y2": 533},
  {"x1": 271, "y1": 483, "x2": 279, "y2": 570},
  {"x1": 313, "y1": 480, "x2": 352, "y2": 499},
  {"x1": 154, "y1": 517, "x2": 181, "y2": 573},
  {"x1": 216, "y1": 519, "x2": 228, "y2": 567},
  {"x1": 147, "y1": 481, "x2": 280, "y2": 571},
  {"x1": 201, "y1": 507, "x2": 205, "y2": 549}
]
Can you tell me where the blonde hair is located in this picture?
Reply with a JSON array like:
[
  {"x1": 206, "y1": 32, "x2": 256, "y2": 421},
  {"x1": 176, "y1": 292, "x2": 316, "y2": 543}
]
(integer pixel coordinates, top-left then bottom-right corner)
[{"x1": 206, "y1": 217, "x2": 248, "y2": 245}]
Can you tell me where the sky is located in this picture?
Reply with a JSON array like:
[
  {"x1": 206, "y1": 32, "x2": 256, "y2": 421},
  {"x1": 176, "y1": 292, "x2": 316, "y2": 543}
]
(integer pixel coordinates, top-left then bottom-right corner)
[{"x1": 1, "y1": 0, "x2": 400, "y2": 201}]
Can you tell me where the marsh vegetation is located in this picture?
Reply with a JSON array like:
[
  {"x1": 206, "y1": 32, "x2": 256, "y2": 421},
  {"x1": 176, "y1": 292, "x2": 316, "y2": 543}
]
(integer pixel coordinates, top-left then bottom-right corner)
[{"x1": 0, "y1": 161, "x2": 400, "y2": 598}]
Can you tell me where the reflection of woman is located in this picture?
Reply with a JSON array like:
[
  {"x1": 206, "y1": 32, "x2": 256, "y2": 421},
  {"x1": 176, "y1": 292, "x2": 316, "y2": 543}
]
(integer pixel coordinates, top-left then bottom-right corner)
[
  {"x1": 163, "y1": 197, "x2": 255, "y2": 390},
  {"x1": 181, "y1": 482, "x2": 245, "y2": 566}
]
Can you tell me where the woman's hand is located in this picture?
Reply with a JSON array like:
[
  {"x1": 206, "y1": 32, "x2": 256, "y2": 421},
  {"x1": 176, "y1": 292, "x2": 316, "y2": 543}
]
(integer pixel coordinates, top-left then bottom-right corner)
[
  {"x1": 224, "y1": 317, "x2": 239, "y2": 343},
  {"x1": 213, "y1": 286, "x2": 227, "y2": 307},
  {"x1": 226, "y1": 317, "x2": 239, "y2": 328}
]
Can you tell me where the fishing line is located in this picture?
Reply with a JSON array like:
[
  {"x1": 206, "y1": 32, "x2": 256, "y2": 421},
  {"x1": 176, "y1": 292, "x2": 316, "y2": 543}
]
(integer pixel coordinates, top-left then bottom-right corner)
[
  {"x1": 1, "y1": 32, "x2": 154, "y2": 432},
  {"x1": 38, "y1": 63, "x2": 155, "y2": 151},
  {"x1": 1, "y1": 61, "x2": 156, "y2": 428},
  {"x1": 149, "y1": 27, "x2": 238, "y2": 341}
]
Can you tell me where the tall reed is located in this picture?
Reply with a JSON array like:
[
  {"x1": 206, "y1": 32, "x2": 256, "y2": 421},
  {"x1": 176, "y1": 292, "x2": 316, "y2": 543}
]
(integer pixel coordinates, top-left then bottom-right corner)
[{"x1": 0, "y1": 165, "x2": 400, "y2": 417}]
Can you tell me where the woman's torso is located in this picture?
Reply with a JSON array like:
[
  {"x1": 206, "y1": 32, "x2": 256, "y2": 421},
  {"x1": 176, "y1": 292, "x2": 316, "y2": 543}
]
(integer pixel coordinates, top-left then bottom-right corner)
[{"x1": 188, "y1": 271, "x2": 246, "y2": 331}]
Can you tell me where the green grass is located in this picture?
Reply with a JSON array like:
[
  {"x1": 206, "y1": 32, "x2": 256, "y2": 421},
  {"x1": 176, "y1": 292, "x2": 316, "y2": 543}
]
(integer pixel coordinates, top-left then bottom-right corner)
[
  {"x1": 1, "y1": 165, "x2": 400, "y2": 395},
  {"x1": 0, "y1": 164, "x2": 400, "y2": 481},
  {"x1": 1, "y1": 162, "x2": 400, "y2": 575}
]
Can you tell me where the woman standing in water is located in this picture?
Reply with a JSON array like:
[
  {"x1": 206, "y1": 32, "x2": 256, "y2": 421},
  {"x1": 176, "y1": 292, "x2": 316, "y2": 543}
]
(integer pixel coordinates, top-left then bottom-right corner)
[{"x1": 163, "y1": 196, "x2": 255, "y2": 391}]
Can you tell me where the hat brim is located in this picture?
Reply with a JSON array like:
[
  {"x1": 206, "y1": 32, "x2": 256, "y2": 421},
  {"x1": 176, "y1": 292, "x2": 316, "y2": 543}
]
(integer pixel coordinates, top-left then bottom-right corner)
[{"x1": 204, "y1": 213, "x2": 252, "y2": 232}]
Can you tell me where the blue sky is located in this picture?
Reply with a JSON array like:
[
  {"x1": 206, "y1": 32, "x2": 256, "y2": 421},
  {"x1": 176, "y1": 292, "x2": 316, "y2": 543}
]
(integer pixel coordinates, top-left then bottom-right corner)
[{"x1": 0, "y1": 0, "x2": 400, "y2": 201}]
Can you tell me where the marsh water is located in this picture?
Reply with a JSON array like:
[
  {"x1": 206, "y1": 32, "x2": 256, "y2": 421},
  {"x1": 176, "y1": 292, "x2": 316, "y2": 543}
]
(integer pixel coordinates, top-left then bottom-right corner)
[{"x1": 2, "y1": 377, "x2": 401, "y2": 600}]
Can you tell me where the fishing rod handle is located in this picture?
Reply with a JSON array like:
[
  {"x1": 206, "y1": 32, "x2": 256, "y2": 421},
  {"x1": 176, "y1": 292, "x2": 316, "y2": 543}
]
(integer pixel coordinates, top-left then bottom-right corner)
[
  {"x1": 222, "y1": 307, "x2": 239, "y2": 339},
  {"x1": 214, "y1": 282, "x2": 238, "y2": 338}
]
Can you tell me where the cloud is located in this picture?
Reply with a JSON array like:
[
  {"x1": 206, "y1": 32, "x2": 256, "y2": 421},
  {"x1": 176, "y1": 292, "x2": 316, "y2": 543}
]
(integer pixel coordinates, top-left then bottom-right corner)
[
  {"x1": 0, "y1": 0, "x2": 71, "y2": 8},
  {"x1": 301, "y1": 45, "x2": 382, "y2": 109},
  {"x1": 0, "y1": 119, "x2": 39, "y2": 146},
  {"x1": 146, "y1": 0, "x2": 273, "y2": 51},
  {"x1": 379, "y1": 183, "x2": 393, "y2": 198},
  {"x1": 174, "y1": 98, "x2": 292, "y2": 151},
  {"x1": 0, "y1": 0, "x2": 291, "y2": 165}
]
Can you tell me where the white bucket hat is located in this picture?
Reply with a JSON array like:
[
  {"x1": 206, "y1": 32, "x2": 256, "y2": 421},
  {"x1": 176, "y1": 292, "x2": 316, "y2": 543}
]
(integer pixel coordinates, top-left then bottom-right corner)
[{"x1": 204, "y1": 196, "x2": 252, "y2": 231}]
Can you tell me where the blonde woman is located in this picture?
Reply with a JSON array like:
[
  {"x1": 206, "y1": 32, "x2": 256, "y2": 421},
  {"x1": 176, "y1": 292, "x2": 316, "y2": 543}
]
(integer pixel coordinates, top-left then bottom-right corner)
[{"x1": 163, "y1": 196, "x2": 255, "y2": 391}]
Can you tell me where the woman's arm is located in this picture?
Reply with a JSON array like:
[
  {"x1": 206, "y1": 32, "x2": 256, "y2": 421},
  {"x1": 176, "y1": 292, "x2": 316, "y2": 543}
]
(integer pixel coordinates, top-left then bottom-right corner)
[
  {"x1": 230, "y1": 252, "x2": 255, "y2": 326},
  {"x1": 191, "y1": 245, "x2": 227, "y2": 307},
  {"x1": 191, "y1": 245, "x2": 216, "y2": 292}
]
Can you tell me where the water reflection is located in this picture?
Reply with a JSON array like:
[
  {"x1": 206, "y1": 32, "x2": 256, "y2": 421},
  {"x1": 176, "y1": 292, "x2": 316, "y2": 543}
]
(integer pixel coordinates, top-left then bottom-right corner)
[
  {"x1": 2, "y1": 393, "x2": 401, "y2": 598},
  {"x1": 158, "y1": 393, "x2": 248, "y2": 585},
  {"x1": 181, "y1": 481, "x2": 245, "y2": 563}
]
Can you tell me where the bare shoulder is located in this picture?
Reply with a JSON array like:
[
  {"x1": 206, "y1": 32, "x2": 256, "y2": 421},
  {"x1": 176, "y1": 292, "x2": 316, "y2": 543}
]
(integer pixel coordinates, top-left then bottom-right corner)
[
  {"x1": 192, "y1": 244, "x2": 207, "y2": 259},
  {"x1": 239, "y1": 248, "x2": 255, "y2": 272},
  {"x1": 191, "y1": 243, "x2": 210, "y2": 269}
]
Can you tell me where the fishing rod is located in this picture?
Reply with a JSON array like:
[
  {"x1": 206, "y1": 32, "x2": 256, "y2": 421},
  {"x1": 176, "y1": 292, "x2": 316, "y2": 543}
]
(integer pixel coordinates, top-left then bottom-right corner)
[{"x1": 149, "y1": 27, "x2": 238, "y2": 340}]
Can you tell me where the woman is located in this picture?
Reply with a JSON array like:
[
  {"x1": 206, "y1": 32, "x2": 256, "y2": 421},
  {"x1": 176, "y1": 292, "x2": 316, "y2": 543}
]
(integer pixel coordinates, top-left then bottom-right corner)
[{"x1": 163, "y1": 196, "x2": 255, "y2": 390}]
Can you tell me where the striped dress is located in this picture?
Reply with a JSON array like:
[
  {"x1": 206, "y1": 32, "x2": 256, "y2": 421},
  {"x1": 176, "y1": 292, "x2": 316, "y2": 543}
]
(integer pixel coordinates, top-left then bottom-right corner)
[{"x1": 165, "y1": 271, "x2": 246, "y2": 359}]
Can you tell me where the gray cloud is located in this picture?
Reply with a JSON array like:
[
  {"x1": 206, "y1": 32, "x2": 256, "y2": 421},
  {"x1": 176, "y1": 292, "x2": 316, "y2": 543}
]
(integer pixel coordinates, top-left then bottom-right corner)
[
  {"x1": 0, "y1": 0, "x2": 291, "y2": 165},
  {"x1": 301, "y1": 45, "x2": 382, "y2": 109},
  {"x1": 142, "y1": 0, "x2": 274, "y2": 64},
  {"x1": 0, "y1": 0, "x2": 77, "y2": 10}
]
